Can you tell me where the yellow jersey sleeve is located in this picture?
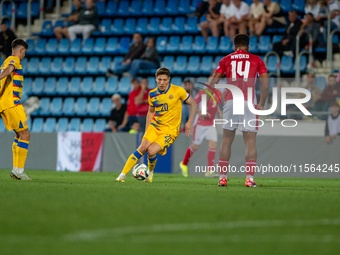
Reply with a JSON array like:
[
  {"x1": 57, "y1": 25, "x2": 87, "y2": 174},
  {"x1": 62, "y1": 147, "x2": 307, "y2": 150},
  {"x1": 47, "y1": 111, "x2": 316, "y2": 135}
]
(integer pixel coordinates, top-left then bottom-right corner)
[
  {"x1": 8, "y1": 56, "x2": 21, "y2": 70},
  {"x1": 178, "y1": 86, "x2": 190, "y2": 102},
  {"x1": 148, "y1": 92, "x2": 154, "y2": 107}
]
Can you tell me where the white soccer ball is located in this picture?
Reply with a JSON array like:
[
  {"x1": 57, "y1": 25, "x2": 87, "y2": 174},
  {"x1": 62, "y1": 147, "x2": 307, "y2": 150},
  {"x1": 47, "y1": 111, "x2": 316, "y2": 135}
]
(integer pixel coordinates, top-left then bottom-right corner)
[{"x1": 132, "y1": 164, "x2": 149, "y2": 180}]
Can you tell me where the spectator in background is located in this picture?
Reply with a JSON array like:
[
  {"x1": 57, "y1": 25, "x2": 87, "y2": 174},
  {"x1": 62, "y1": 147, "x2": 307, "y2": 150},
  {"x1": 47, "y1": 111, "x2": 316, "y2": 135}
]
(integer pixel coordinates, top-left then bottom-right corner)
[
  {"x1": 200, "y1": 0, "x2": 223, "y2": 40},
  {"x1": 129, "y1": 121, "x2": 140, "y2": 134},
  {"x1": 124, "y1": 38, "x2": 159, "y2": 78},
  {"x1": 107, "y1": 33, "x2": 145, "y2": 77},
  {"x1": 134, "y1": 77, "x2": 151, "y2": 133},
  {"x1": 224, "y1": 0, "x2": 249, "y2": 41},
  {"x1": 206, "y1": 0, "x2": 233, "y2": 38},
  {"x1": 304, "y1": 0, "x2": 320, "y2": 19},
  {"x1": 54, "y1": 0, "x2": 84, "y2": 41},
  {"x1": 0, "y1": 21, "x2": 16, "y2": 57},
  {"x1": 255, "y1": 0, "x2": 286, "y2": 37},
  {"x1": 272, "y1": 10, "x2": 302, "y2": 56},
  {"x1": 327, "y1": 0, "x2": 340, "y2": 28},
  {"x1": 325, "y1": 102, "x2": 340, "y2": 143},
  {"x1": 68, "y1": 0, "x2": 98, "y2": 41},
  {"x1": 109, "y1": 94, "x2": 128, "y2": 132},
  {"x1": 193, "y1": 0, "x2": 210, "y2": 18},
  {"x1": 248, "y1": 0, "x2": 264, "y2": 36},
  {"x1": 313, "y1": 75, "x2": 340, "y2": 119},
  {"x1": 302, "y1": 74, "x2": 322, "y2": 111}
]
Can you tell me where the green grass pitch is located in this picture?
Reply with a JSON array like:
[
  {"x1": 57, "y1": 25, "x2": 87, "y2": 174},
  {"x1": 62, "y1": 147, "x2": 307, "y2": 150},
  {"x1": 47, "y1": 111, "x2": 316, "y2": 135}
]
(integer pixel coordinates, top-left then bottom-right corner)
[{"x1": 1, "y1": 170, "x2": 340, "y2": 255}]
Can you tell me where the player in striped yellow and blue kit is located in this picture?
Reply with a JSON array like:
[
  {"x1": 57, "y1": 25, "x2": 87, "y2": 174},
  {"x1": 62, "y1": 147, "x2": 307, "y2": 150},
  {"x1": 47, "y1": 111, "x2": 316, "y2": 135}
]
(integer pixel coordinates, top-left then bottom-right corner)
[
  {"x1": 116, "y1": 67, "x2": 197, "y2": 182},
  {"x1": 0, "y1": 39, "x2": 31, "y2": 180}
]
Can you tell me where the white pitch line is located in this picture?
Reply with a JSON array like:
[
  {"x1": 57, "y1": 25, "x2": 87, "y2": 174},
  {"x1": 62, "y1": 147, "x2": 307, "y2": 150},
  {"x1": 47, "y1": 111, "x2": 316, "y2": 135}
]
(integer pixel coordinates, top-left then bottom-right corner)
[{"x1": 64, "y1": 218, "x2": 340, "y2": 242}]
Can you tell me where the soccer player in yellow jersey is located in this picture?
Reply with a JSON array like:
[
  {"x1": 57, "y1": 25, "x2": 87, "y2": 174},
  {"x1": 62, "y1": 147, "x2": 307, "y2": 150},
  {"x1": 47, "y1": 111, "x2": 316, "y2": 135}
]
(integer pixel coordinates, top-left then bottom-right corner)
[
  {"x1": 0, "y1": 39, "x2": 31, "y2": 180},
  {"x1": 116, "y1": 67, "x2": 197, "y2": 182}
]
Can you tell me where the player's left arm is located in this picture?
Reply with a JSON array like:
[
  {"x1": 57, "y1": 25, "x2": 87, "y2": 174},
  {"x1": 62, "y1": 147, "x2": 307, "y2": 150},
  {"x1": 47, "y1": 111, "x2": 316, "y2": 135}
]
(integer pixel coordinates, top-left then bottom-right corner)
[
  {"x1": 184, "y1": 97, "x2": 198, "y2": 137},
  {"x1": 258, "y1": 59, "x2": 269, "y2": 110},
  {"x1": 0, "y1": 64, "x2": 15, "y2": 80}
]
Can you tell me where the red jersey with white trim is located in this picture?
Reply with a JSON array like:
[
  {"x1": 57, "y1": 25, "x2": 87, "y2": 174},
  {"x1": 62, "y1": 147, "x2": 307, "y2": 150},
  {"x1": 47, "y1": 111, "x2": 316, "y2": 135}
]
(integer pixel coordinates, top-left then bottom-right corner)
[
  {"x1": 215, "y1": 49, "x2": 267, "y2": 105},
  {"x1": 194, "y1": 90, "x2": 221, "y2": 126}
]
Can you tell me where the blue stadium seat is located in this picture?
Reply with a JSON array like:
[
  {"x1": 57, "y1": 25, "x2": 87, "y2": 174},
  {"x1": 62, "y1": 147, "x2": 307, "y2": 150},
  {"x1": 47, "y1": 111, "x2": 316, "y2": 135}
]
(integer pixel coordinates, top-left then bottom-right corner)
[
  {"x1": 70, "y1": 38, "x2": 82, "y2": 54},
  {"x1": 38, "y1": 98, "x2": 51, "y2": 116},
  {"x1": 107, "y1": 77, "x2": 118, "y2": 94},
  {"x1": 99, "y1": 19, "x2": 112, "y2": 36},
  {"x1": 185, "y1": 16, "x2": 198, "y2": 33},
  {"x1": 219, "y1": 36, "x2": 231, "y2": 53},
  {"x1": 112, "y1": 18, "x2": 124, "y2": 35},
  {"x1": 193, "y1": 36, "x2": 205, "y2": 53},
  {"x1": 44, "y1": 118, "x2": 56, "y2": 132},
  {"x1": 82, "y1": 118, "x2": 94, "y2": 132},
  {"x1": 23, "y1": 77, "x2": 33, "y2": 96},
  {"x1": 75, "y1": 97, "x2": 88, "y2": 116},
  {"x1": 141, "y1": 0, "x2": 153, "y2": 16},
  {"x1": 44, "y1": 77, "x2": 57, "y2": 95},
  {"x1": 259, "y1": 35, "x2": 271, "y2": 53},
  {"x1": 62, "y1": 97, "x2": 75, "y2": 116},
  {"x1": 149, "y1": 17, "x2": 160, "y2": 34},
  {"x1": 173, "y1": 17, "x2": 185, "y2": 34},
  {"x1": 69, "y1": 118, "x2": 81, "y2": 131},
  {"x1": 272, "y1": 35, "x2": 283, "y2": 44},
  {"x1": 293, "y1": 55, "x2": 307, "y2": 72},
  {"x1": 82, "y1": 38, "x2": 94, "y2": 54},
  {"x1": 51, "y1": 57, "x2": 63, "y2": 75},
  {"x1": 69, "y1": 77, "x2": 81, "y2": 95},
  {"x1": 166, "y1": 0, "x2": 178, "y2": 14},
  {"x1": 99, "y1": 56, "x2": 112, "y2": 74},
  {"x1": 118, "y1": 77, "x2": 131, "y2": 95},
  {"x1": 105, "y1": 1, "x2": 117, "y2": 17},
  {"x1": 100, "y1": 98, "x2": 112, "y2": 117},
  {"x1": 163, "y1": 56, "x2": 175, "y2": 72},
  {"x1": 31, "y1": 118, "x2": 44, "y2": 132},
  {"x1": 171, "y1": 77, "x2": 182, "y2": 87},
  {"x1": 179, "y1": 0, "x2": 191, "y2": 14},
  {"x1": 124, "y1": 18, "x2": 136, "y2": 35},
  {"x1": 94, "y1": 77, "x2": 106, "y2": 95},
  {"x1": 156, "y1": 36, "x2": 168, "y2": 53},
  {"x1": 160, "y1": 17, "x2": 173, "y2": 34},
  {"x1": 147, "y1": 77, "x2": 156, "y2": 89},
  {"x1": 106, "y1": 37, "x2": 118, "y2": 54},
  {"x1": 25, "y1": 39, "x2": 35, "y2": 56},
  {"x1": 27, "y1": 57, "x2": 40, "y2": 75},
  {"x1": 167, "y1": 36, "x2": 180, "y2": 53},
  {"x1": 136, "y1": 18, "x2": 148, "y2": 34},
  {"x1": 200, "y1": 56, "x2": 213, "y2": 75},
  {"x1": 32, "y1": 77, "x2": 44, "y2": 96},
  {"x1": 266, "y1": 55, "x2": 279, "y2": 73},
  {"x1": 57, "y1": 118, "x2": 68, "y2": 132},
  {"x1": 87, "y1": 57, "x2": 99, "y2": 75},
  {"x1": 57, "y1": 77, "x2": 69, "y2": 95},
  {"x1": 130, "y1": 0, "x2": 142, "y2": 16},
  {"x1": 206, "y1": 36, "x2": 219, "y2": 53},
  {"x1": 94, "y1": 119, "x2": 106, "y2": 132},
  {"x1": 93, "y1": 37, "x2": 106, "y2": 54},
  {"x1": 21, "y1": 58, "x2": 28, "y2": 73},
  {"x1": 281, "y1": 0, "x2": 292, "y2": 12},
  {"x1": 39, "y1": 57, "x2": 51, "y2": 75},
  {"x1": 40, "y1": 21, "x2": 54, "y2": 37},
  {"x1": 215, "y1": 56, "x2": 224, "y2": 68},
  {"x1": 315, "y1": 76, "x2": 326, "y2": 91},
  {"x1": 0, "y1": 118, "x2": 6, "y2": 132},
  {"x1": 81, "y1": 77, "x2": 93, "y2": 95},
  {"x1": 191, "y1": 0, "x2": 201, "y2": 12},
  {"x1": 88, "y1": 98, "x2": 101, "y2": 117},
  {"x1": 17, "y1": 3, "x2": 36, "y2": 18},
  {"x1": 119, "y1": 37, "x2": 131, "y2": 54},
  {"x1": 187, "y1": 56, "x2": 200, "y2": 75},
  {"x1": 46, "y1": 38, "x2": 58, "y2": 55},
  {"x1": 63, "y1": 57, "x2": 75, "y2": 74},
  {"x1": 280, "y1": 56, "x2": 294, "y2": 74},
  {"x1": 248, "y1": 36, "x2": 258, "y2": 53},
  {"x1": 113, "y1": 56, "x2": 124, "y2": 69},
  {"x1": 51, "y1": 97, "x2": 63, "y2": 116},
  {"x1": 74, "y1": 57, "x2": 87, "y2": 75},
  {"x1": 154, "y1": 0, "x2": 165, "y2": 15},
  {"x1": 95, "y1": 1, "x2": 105, "y2": 17},
  {"x1": 174, "y1": 56, "x2": 187, "y2": 75},
  {"x1": 35, "y1": 38, "x2": 47, "y2": 55},
  {"x1": 180, "y1": 35, "x2": 193, "y2": 53},
  {"x1": 54, "y1": 20, "x2": 64, "y2": 28},
  {"x1": 292, "y1": 0, "x2": 305, "y2": 13},
  {"x1": 58, "y1": 38, "x2": 70, "y2": 54},
  {"x1": 117, "y1": 0, "x2": 129, "y2": 16}
]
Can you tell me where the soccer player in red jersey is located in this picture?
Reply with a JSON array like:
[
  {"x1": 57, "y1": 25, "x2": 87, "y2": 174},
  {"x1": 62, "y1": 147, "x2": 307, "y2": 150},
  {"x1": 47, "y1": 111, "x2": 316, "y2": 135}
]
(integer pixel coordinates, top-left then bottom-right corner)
[
  {"x1": 179, "y1": 88, "x2": 222, "y2": 178},
  {"x1": 210, "y1": 34, "x2": 269, "y2": 187}
]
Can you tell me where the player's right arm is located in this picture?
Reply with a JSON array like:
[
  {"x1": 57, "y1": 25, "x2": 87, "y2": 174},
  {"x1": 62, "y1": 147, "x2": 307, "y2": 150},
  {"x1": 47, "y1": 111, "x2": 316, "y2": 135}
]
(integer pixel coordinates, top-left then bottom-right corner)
[
  {"x1": 0, "y1": 64, "x2": 14, "y2": 80},
  {"x1": 258, "y1": 73, "x2": 269, "y2": 110},
  {"x1": 145, "y1": 105, "x2": 155, "y2": 131}
]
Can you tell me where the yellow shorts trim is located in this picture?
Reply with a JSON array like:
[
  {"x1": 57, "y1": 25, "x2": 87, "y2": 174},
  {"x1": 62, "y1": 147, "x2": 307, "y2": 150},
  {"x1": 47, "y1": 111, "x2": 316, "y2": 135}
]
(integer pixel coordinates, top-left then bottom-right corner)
[
  {"x1": 143, "y1": 125, "x2": 178, "y2": 155},
  {"x1": 0, "y1": 105, "x2": 28, "y2": 132}
]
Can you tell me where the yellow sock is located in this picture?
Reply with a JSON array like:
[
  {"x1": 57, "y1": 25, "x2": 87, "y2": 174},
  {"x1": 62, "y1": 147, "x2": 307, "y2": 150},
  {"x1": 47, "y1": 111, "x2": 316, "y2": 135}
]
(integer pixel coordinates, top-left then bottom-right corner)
[
  {"x1": 148, "y1": 155, "x2": 157, "y2": 172},
  {"x1": 16, "y1": 140, "x2": 29, "y2": 169},
  {"x1": 122, "y1": 149, "x2": 143, "y2": 174},
  {"x1": 12, "y1": 138, "x2": 18, "y2": 169}
]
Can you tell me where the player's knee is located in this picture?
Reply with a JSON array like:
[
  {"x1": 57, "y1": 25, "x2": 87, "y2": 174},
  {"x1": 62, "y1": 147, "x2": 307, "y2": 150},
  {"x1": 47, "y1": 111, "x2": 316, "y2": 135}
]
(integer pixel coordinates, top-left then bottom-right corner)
[
  {"x1": 54, "y1": 27, "x2": 61, "y2": 33},
  {"x1": 191, "y1": 144, "x2": 200, "y2": 151},
  {"x1": 147, "y1": 150, "x2": 156, "y2": 158}
]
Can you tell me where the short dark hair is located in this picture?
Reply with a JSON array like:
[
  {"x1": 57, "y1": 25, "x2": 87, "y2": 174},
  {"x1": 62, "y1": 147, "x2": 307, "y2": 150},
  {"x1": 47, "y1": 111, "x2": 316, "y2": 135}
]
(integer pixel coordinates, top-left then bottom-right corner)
[
  {"x1": 306, "y1": 12, "x2": 314, "y2": 18},
  {"x1": 12, "y1": 39, "x2": 28, "y2": 50},
  {"x1": 329, "y1": 75, "x2": 336, "y2": 79},
  {"x1": 330, "y1": 101, "x2": 339, "y2": 107},
  {"x1": 155, "y1": 67, "x2": 170, "y2": 78},
  {"x1": 1, "y1": 20, "x2": 8, "y2": 25},
  {"x1": 234, "y1": 34, "x2": 249, "y2": 48},
  {"x1": 289, "y1": 10, "x2": 298, "y2": 15}
]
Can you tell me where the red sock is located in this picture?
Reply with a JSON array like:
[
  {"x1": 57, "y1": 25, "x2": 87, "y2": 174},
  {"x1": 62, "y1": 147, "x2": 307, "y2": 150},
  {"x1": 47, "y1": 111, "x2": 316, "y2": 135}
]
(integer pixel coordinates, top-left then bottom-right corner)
[
  {"x1": 207, "y1": 149, "x2": 216, "y2": 168},
  {"x1": 183, "y1": 146, "x2": 195, "y2": 166},
  {"x1": 246, "y1": 160, "x2": 256, "y2": 181},
  {"x1": 219, "y1": 159, "x2": 229, "y2": 178}
]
